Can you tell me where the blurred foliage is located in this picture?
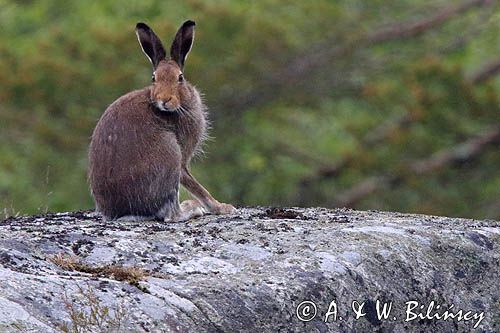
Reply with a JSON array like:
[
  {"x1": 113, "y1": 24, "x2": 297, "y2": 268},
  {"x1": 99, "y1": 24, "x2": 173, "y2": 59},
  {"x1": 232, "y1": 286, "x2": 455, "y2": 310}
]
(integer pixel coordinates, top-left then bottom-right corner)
[{"x1": 0, "y1": 0, "x2": 499, "y2": 219}]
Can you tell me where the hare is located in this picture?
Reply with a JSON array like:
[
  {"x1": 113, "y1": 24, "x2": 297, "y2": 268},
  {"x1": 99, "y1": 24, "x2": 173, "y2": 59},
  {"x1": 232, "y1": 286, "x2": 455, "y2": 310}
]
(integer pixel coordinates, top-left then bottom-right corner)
[{"x1": 88, "y1": 20, "x2": 236, "y2": 222}]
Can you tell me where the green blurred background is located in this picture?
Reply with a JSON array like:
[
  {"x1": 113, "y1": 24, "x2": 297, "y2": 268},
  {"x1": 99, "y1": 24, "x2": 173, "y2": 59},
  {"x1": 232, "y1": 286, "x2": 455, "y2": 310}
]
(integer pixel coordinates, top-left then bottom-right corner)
[{"x1": 1, "y1": 0, "x2": 499, "y2": 219}]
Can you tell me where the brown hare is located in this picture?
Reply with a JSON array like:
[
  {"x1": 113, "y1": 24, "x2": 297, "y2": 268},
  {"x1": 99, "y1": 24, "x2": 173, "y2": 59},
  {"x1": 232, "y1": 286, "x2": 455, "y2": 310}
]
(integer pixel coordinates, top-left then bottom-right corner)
[{"x1": 88, "y1": 20, "x2": 236, "y2": 222}]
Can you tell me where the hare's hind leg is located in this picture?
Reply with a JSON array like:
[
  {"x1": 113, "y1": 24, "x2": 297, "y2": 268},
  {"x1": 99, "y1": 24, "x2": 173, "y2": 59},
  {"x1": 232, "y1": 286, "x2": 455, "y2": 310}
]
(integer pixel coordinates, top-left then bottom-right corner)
[
  {"x1": 180, "y1": 166, "x2": 236, "y2": 215},
  {"x1": 179, "y1": 199, "x2": 205, "y2": 218},
  {"x1": 157, "y1": 187, "x2": 204, "y2": 223},
  {"x1": 176, "y1": 199, "x2": 204, "y2": 222}
]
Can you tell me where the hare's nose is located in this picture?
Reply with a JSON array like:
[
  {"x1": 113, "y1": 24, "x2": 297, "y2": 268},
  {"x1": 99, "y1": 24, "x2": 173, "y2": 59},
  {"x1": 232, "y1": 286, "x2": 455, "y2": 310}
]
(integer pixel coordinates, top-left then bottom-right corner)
[{"x1": 162, "y1": 98, "x2": 172, "y2": 109}]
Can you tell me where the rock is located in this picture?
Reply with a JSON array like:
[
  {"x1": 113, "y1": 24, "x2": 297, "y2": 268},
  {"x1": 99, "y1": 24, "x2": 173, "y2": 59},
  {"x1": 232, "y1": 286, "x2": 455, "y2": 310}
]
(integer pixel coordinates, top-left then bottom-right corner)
[{"x1": 0, "y1": 207, "x2": 498, "y2": 332}]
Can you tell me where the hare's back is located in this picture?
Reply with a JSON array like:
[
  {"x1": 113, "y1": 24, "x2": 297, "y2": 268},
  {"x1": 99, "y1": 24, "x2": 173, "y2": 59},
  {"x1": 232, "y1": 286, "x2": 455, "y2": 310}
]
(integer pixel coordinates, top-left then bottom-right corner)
[
  {"x1": 88, "y1": 88, "x2": 181, "y2": 218},
  {"x1": 90, "y1": 86, "x2": 181, "y2": 166}
]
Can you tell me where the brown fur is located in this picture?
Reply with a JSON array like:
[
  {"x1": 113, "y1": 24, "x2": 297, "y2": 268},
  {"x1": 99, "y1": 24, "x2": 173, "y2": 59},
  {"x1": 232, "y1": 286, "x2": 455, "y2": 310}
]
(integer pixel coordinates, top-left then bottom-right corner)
[{"x1": 88, "y1": 21, "x2": 235, "y2": 222}]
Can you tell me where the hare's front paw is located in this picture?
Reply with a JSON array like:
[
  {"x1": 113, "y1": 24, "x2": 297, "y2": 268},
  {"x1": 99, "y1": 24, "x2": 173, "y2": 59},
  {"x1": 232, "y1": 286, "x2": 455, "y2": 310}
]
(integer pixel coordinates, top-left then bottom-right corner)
[{"x1": 211, "y1": 202, "x2": 237, "y2": 215}]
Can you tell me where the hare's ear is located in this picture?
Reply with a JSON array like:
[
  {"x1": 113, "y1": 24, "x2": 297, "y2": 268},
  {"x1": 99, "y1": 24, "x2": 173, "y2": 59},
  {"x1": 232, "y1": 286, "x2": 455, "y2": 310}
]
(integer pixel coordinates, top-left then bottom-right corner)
[
  {"x1": 135, "y1": 22, "x2": 166, "y2": 69},
  {"x1": 170, "y1": 20, "x2": 195, "y2": 69}
]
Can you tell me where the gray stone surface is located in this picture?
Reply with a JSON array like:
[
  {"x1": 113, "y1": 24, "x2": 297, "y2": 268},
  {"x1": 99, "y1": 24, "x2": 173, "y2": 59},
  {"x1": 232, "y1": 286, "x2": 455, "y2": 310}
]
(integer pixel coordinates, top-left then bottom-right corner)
[{"x1": 0, "y1": 207, "x2": 498, "y2": 332}]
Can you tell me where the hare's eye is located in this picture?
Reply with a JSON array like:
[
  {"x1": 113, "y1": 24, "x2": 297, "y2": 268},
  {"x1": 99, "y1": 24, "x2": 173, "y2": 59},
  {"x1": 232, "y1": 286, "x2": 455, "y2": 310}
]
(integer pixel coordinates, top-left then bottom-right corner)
[
  {"x1": 178, "y1": 73, "x2": 184, "y2": 83},
  {"x1": 151, "y1": 75, "x2": 155, "y2": 83}
]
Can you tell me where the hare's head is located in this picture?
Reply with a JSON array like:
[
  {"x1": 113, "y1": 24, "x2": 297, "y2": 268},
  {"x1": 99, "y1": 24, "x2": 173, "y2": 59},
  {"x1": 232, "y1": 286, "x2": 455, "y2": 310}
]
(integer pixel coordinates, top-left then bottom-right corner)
[{"x1": 136, "y1": 21, "x2": 196, "y2": 112}]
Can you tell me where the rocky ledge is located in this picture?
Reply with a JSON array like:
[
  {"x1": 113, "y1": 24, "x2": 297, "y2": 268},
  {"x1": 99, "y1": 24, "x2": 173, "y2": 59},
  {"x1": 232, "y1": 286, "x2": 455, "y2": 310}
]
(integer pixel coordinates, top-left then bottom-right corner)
[{"x1": 0, "y1": 207, "x2": 498, "y2": 332}]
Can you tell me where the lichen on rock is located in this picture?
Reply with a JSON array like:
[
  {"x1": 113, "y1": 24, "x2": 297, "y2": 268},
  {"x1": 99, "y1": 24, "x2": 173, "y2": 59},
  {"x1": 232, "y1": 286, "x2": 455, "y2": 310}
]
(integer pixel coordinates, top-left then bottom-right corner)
[{"x1": 0, "y1": 207, "x2": 498, "y2": 332}]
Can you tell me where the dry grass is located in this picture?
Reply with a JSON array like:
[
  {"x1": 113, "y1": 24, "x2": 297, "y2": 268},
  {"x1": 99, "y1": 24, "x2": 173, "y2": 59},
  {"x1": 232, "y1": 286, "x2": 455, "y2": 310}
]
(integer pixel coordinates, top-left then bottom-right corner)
[
  {"x1": 60, "y1": 284, "x2": 127, "y2": 333},
  {"x1": 104, "y1": 266, "x2": 146, "y2": 284},
  {"x1": 49, "y1": 255, "x2": 145, "y2": 331},
  {"x1": 2, "y1": 206, "x2": 21, "y2": 220},
  {"x1": 49, "y1": 253, "x2": 148, "y2": 287},
  {"x1": 49, "y1": 253, "x2": 81, "y2": 270}
]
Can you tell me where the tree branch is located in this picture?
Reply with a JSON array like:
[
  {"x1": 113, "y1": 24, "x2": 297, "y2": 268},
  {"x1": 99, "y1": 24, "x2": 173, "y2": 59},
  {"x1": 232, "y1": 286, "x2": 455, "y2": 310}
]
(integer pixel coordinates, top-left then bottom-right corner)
[
  {"x1": 225, "y1": 0, "x2": 493, "y2": 112},
  {"x1": 334, "y1": 125, "x2": 500, "y2": 207},
  {"x1": 300, "y1": 54, "x2": 500, "y2": 190},
  {"x1": 469, "y1": 58, "x2": 500, "y2": 84},
  {"x1": 298, "y1": 113, "x2": 413, "y2": 191},
  {"x1": 365, "y1": 0, "x2": 493, "y2": 44},
  {"x1": 274, "y1": 1, "x2": 487, "y2": 103}
]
